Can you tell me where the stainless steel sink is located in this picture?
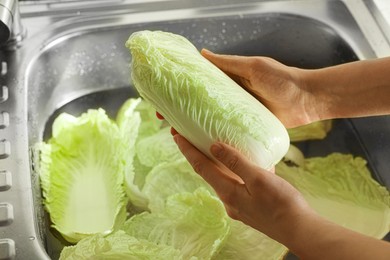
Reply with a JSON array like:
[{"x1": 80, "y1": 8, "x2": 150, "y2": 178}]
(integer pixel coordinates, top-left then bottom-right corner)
[{"x1": 1, "y1": 0, "x2": 390, "y2": 259}]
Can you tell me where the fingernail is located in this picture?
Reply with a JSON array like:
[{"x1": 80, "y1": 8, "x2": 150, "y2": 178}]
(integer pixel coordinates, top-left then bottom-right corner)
[
  {"x1": 210, "y1": 143, "x2": 223, "y2": 158},
  {"x1": 202, "y1": 48, "x2": 213, "y2": 55}
]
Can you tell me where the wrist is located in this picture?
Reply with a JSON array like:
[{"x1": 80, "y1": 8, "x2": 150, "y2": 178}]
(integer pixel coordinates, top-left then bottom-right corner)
[
  {"x1": 297, "y1": 67, "x2": 336, "y2": 123},
  {"x1": 288, "y1": 67, "x2": 327, "y2": 124},
  {"x1": 267, "y1": 197, "x2": 320, "y2": 252}
]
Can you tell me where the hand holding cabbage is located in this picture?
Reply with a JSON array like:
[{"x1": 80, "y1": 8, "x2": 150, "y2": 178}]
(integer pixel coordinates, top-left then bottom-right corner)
[
  {"x1": 38, "y1": 30, "x2": 390, "y2": 259},
  {"x1": 173, "y1": 134, "x2": 390, "y2": 260},
  {"x1": 136, "y1": 31, "x2": 390, "y2": 259},
  {"x1": 201, "y1": 50, "x2": 390, "y2": 125}
]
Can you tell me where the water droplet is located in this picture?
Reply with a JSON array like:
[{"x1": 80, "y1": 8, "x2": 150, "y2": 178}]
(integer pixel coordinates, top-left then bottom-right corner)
[{"x1": 29, "y1": 236, "x2": 35, "y2": 241}]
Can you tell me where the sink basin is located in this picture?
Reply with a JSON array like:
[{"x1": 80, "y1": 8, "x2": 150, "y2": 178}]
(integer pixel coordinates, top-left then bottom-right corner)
[{"x1": 1, "y1": 0, "x2": 389, "y2": 259}]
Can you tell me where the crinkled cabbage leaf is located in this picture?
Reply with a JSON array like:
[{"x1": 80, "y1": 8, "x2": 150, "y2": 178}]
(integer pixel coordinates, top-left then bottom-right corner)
[
  {"x1": 59, "y1": 230, "x2": 182, "y2": 260},
  {"x1": 116, "y1": 98, "x2": 167, "y2": 210},
  {"x1": 142, "y1": 158, "x2": 214, "y2": 212},
  {"x1": 39, "y1": 109, "x2": 127, "y2": 243},
  {"x1": 115, "y1": 98, "x2": 148, "y2": 209},
  {"x1": 288, "y1": 120, "x2": 332, "y2": 142},
  {"x1": 123, "y1": 188, "x2": 230, "y2": 259},
  {"x1": 136, "y1": 126, "x2": 183, "y2": 168},
  {"x1": 276, "y1": 153, "x2": 390, "y2": 238},
  {"x1": 215, "y1": 219, "x2": 287, "y2": 260},
  {"x1": 127, "y1": 30, "x2": 289, "y2": 170}
]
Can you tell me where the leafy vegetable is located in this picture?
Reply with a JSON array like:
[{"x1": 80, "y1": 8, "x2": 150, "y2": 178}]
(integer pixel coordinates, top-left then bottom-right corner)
[
  {"x1": 276, "y1": 153, "x2": 390, "y2": 238},
  {"x1": 39, "y1": 109, "x2": 127, "y2": 243},
  {"x1": 136, "y1": 126, "x2": 183, "y2": 168},
  {"x1": 214, "y1": 219, "x2": 287, "y2": 260},
  {"x1": 123, "y1": 188, "x2": 230, "y2": 259},
  {"x1": 283, "y1": 144, "x2": 305, "y2": 167},
  {"x1": 126, "y1": 30, "x2": 290, "y2": 170},
  {"x1": 288, "y1": 120, "x2": 332, "y2": 142},
  {"x1": 115, "y1": 98, "x2": 148, "y2": 210},
  {"x1": 117, "y1": 97, "x2": 163, "y2": 142},
  {"x1": 47, "y1": 98, "x2": 390, "y2": 259},
  {"x1": 116, "y1": 98, "x2": 165, "y2": 210},
  {"x1": 59, "y1": 230, "x2": 182, "y2": 260},
  {"x1": 142, "y1": 158, "x2": 214, "y2": 212}
]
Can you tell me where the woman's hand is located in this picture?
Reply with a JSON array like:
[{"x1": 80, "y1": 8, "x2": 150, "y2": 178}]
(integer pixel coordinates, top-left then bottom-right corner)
[
  {"x1": 173, "y1": 134, "x2": 390, "y2": 260},
  {"x1": 202, "y1": 50, "x2": 390, "y2": 125},
  {"x1": 201, "y1": 49, "x2": 318, "y2": 128},
  {"x1": 173, "y1": 133, "x2": 312, "y2": 244}
]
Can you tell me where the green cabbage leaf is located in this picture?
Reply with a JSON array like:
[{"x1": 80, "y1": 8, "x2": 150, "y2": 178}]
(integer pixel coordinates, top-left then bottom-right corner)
[
  {"x1": 59, "y1": 230, "x2": 182, "y2": 260},
  {"x1": 39, "y1": 109, "x2": 127, "y2": 243},
  {"x1": 277, "y1": 153, "x2": 390, "y2": 238},
  {"x1": 214, "y1": 219, "x2": 287, "y2": 260},
  {"x1": 136, "y1": 126, "x2": 183, "y2": 168},
  {"x1": 123, "y1": 188, "x2": 230, "y2": 259},
  {"x1": 142, "y1": 158, "x2": 214, "y2": 212},
  {"x1": 288, "y1": 120, "x2": 332, "y2": 142}
]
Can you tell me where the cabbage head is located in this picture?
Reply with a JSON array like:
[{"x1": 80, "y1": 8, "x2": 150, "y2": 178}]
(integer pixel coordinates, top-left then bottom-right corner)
[{"x1": 126, "y1": 30, "x2": 290, "y2": 170}]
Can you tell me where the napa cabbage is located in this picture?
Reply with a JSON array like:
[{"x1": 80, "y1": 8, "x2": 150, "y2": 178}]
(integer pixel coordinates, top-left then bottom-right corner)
[
  {"x1": 214, "y1": 219, "x2": 288, "y2": 260},
  {"x1": 142, "y1": 158, "x2": 214, "y2": 212},
  {"x1": 115, "y1": 98, "x2": 148, "y2": 210},
  {"x1": 288, "y1": 120, "x2": 332, "y2": 142},
  {"x1": 136, "y1": 126, "x2": 183, "y2": 168},
  {"x1": 59, "y1": 230, "x2": 182, "y2": 260},
  {"x1": 39, "y1": 109, "x2": 127, "y2": 243},
  {"x1": 126, "y1": 30, "x2": 290, "y2": 170},
  {"x1": 123, "y1": 188, "x2": 230, "y2": 259}
]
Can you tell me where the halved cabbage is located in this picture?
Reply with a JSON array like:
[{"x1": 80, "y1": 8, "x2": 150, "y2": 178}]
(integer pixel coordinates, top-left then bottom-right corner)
[
  {"x1": 39, "y1": 109, "x2": 127, "y2": 243},
  {"x1": 126, "y1": 30, "x2": 290, "y2": 170}
]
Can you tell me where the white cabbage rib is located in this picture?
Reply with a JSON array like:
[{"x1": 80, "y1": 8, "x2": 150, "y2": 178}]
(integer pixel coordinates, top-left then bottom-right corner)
[{"x1": 126, "y1": 30, "x2": 289, "y2": 169}]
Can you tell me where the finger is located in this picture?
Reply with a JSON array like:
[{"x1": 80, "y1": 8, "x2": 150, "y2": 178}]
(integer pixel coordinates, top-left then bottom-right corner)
[
  {"x1": 170, "y1": 127, "x2": 178, "y2": 136},
  {"x1": 210, "y1": 142, "x2": 259, "y2": 185},
  {"x1": 224, "y1": 204, "x2": 240, "y2": 221},
  {"x1": 201, "y1": 49, "x2": 252, "y2": 79},
  {"x1": 156, "y1": 112, "x2": 164, "y2": 120},
  {"x1": 173, "y1": 134, "x2": 243, "y2": 197}
]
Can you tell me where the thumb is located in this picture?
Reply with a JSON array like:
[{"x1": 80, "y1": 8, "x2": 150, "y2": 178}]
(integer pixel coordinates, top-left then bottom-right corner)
[{"x1": 201, "y1": 49, "x2": 252, "y2": 79}]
